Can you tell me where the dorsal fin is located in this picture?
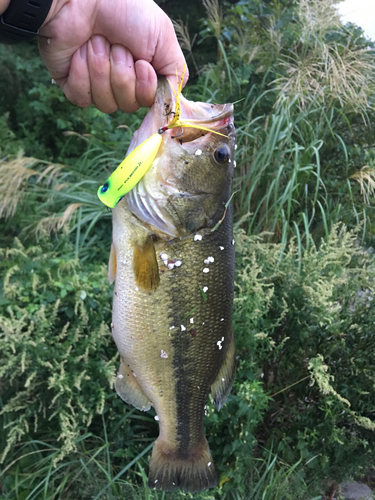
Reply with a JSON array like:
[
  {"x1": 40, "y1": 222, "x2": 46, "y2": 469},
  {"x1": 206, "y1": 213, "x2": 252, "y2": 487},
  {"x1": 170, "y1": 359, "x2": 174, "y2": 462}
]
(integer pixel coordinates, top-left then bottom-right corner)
[{"x1": 133, "y1": 235, "x2": 160, "y2": 292}]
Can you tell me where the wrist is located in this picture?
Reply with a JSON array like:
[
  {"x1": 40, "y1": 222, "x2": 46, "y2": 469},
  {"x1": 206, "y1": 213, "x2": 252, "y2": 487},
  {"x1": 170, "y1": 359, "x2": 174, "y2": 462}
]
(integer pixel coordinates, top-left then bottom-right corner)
[
  {"x1": 0, "y1": 0, "x2": 10, "y2": 15},
  {"x1": 41, "y1": 0, "x2": 70, "y2": 27},
  {"x1": 1, "y1": 0, "x2": 55, "y2": 43}
]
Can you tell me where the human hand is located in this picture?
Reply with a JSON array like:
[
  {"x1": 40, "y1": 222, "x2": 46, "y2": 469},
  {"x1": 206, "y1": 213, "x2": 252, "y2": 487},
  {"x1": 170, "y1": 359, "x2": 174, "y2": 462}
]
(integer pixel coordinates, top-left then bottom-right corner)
[{"x1": 38, "y1": 0, "x2": 188, "y2": 113}]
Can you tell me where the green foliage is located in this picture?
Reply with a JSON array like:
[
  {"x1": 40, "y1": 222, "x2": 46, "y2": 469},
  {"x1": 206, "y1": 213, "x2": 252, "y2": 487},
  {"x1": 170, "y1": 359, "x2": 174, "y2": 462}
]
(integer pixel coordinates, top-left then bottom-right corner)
[
  {"x1": 2, "y1": 0, "x2": 375, "y2": 498},
  {"x1": 0, "y1": 238, "x2": 116, "y2": 465},
  {"x1": 182, "y1": 0, "x2": 375, "y2": 245},
  {"x1": 234, "y1": 224, "x2": 375, "y2": 484},
  {"x1": 0, "y1": 113, "x2": 23, "y2": 157},
  {"x1": 0, "y1": 44, "x2": 146, "y2": 163},
  {"x1": 0, "y1": 150, "x2": 116, "y2": 262},
  {"x1": 7, "y1": 224, "x2": 372, "y2": 498}
]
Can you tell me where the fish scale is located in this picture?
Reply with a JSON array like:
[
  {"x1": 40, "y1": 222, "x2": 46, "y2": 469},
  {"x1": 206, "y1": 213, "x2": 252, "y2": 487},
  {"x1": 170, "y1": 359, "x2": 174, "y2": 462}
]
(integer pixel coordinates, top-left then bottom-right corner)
[{"x1": 109, "y1": 77, "x2": 236, "y2": 493}]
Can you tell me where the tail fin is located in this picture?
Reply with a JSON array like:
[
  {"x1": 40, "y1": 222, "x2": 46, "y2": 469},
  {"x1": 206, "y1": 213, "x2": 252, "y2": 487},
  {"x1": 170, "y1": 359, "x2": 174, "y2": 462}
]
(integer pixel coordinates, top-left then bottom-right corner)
[{"x1": 148, "y1": 437, "x2": 217, "y2": 493}]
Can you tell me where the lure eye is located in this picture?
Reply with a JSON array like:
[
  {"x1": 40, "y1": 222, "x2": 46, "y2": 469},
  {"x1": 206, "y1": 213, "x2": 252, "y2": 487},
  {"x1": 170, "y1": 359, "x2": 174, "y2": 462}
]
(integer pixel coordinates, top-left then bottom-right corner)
[
  {"x1": 214, "y1": 145, "x2": 230, "y2": 164},
  {"x1": 101, "y1": 182, "x2": 109, "y2": 194}
]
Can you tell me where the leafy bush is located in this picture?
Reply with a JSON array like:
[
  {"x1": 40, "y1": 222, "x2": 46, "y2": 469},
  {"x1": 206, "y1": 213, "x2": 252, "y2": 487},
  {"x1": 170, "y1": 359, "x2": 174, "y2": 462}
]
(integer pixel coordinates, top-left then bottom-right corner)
[
  {"x1": 233, "y1": 223, "x2": 375, "y2": 488},
  {"x1": 0, "y1": 44, "x2": 147, "y2": 163},
  {"x1": 4, "y1": 224, "x2": 375, "y2": 499},
  {"x1": 0, "y1": 239, "x2": 115, "y2": 464}
]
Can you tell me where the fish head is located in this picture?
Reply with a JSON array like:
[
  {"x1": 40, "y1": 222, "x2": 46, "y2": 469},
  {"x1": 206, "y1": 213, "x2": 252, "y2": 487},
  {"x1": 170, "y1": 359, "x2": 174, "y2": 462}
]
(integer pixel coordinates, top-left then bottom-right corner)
[{"x1": 123, "y1": 77, "x2": 236, "y2": 238}]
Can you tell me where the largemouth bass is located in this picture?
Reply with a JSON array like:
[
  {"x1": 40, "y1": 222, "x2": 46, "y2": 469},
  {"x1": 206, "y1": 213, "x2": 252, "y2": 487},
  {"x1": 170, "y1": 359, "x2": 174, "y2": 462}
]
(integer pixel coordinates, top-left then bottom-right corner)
[{"x1": 109, "y1": 77, "x2": 236, "y2": 493}]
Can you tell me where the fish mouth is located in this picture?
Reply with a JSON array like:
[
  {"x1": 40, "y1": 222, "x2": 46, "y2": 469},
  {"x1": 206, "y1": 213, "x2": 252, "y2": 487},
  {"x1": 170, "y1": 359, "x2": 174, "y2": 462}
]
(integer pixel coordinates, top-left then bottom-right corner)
[
  {"x1": 125, "y1": 78, "x2": 234, "y2": 154},
  {"x1": 176, "y1": 102, "x2": 234, "y2": 144}
]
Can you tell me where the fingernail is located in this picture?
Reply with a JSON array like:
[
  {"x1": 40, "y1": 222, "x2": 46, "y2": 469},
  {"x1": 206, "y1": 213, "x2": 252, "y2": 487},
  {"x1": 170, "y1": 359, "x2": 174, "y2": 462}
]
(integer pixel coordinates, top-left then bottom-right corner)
[
  {"x1": 135, "y1": 63, "x2": 149, "y2": 84},
  {"x1": 80, "y1": 43, "x2": 87, "y2": 60},
  {"x1": 91, "y1": 35, "x2": 107, "y2": 56},
  {"x1": 111, "y1": 45, "x2": 127, "y2": 64}
]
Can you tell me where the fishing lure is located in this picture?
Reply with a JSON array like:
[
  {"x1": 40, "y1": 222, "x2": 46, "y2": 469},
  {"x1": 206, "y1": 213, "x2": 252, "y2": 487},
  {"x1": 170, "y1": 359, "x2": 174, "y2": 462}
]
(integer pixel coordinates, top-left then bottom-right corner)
[
  {"x1": 98, "y1": 132, "x2": 162, "y2": 208},
  {"x1": 98, "y1": 67, "x2": 227, "y2": 208}
]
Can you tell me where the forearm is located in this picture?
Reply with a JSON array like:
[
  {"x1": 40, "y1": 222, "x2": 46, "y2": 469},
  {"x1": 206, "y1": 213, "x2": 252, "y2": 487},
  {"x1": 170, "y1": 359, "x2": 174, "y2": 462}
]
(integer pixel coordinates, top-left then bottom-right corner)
[{"x1": 0, "y1": 0, "x2": 10, "y2": 15}]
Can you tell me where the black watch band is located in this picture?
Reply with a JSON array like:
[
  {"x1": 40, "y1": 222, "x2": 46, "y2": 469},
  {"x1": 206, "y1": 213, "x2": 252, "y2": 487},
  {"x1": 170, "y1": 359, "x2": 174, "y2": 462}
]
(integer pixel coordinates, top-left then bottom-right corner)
[{"x1": 0, "y1": 0, "x2": 53, "y2": 44}]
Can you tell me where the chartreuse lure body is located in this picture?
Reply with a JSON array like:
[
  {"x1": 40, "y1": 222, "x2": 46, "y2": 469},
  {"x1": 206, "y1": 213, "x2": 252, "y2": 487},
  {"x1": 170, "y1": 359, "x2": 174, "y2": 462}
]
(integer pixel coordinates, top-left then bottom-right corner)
[{"x1": 98, "y1": 133, "x2": 162, "y2": 208}]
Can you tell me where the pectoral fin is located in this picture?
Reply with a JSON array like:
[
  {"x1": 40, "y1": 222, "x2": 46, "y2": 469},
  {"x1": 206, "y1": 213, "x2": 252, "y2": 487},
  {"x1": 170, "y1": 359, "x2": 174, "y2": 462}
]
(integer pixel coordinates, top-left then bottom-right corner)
[
  {"x1": 115, "y1": 357, "x2": 152, "y2": 411},
  {"x1": 108, "y1": 242, "x2": 117, "y2": 285},
  {"x1": 211, "y1": 330, "x2": 236, "y2": 410},
  {"x1": 133, "y1": 235, "x2": 160, "y2": 292}
]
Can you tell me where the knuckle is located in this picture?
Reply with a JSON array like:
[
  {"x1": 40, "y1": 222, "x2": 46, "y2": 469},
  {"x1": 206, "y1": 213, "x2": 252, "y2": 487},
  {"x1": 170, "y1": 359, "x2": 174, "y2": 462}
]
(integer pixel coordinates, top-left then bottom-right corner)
[
  {"x1": 95, "y1": 100, "x2": 118, "y2": 114},
  {"x1": 112, "y1": 70, "x2": 135, "y2": 90},
  {"x1": 90, "y1": 59, "x2": 110, "y2": 79},
  {"x1": 184, "y1": 67, "x2": 190, "y2": 82},
  {"x1": 122, "y1": 102, "x2": 140, "y2": 114},
  {"x1": 65, "y1": 87, "x2": 92, "y2": 108}
]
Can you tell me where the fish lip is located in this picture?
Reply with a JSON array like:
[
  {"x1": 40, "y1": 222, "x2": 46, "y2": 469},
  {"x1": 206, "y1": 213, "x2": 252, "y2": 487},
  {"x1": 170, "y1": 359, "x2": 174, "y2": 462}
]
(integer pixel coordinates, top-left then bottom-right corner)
[
  {"x1": 184, "y1": 103, "x2": 234, "y2": 124},
  {"x1": 180, "y1": 103, "x2": 234, "y2": 130}
]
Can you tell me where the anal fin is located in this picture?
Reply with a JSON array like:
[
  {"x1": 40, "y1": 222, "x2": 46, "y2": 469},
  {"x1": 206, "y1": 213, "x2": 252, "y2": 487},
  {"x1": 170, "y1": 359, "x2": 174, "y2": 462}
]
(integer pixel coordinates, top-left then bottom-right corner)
[
  {"x1": 211, "y1": 329, "x2": 236, "y2": 410},
  {"x1": 108, "y1": 242, "x2": 117, "y2": 285},
  {"x1": 115, "y1": 357, "x2": 152, "y2": 411},
  {"x1": 133, "y1": 235, "x2": 160, "y2": 292}
]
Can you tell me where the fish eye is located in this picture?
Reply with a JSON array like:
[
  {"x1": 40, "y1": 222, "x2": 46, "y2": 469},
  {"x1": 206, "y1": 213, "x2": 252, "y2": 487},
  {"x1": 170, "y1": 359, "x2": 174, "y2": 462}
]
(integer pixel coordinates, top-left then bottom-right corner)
[
  {"x1": 214, "y1": 145, "x2": 230, "y2": 164},
  {"x1": 101, "y1": 182, "x2": 109, "y2": 194}
]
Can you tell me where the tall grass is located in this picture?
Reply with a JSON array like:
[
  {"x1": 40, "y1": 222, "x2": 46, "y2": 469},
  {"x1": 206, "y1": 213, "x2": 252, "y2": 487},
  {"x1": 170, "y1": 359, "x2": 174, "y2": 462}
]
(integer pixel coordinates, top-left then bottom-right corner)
[
  {"x1": 0, "y1": 433, "x2": 155, "y2": 500},
  {"x1": 0, "y1": 139, "x2": 118, "y2": 261},
  {"x1": 2, "y1": 0, "x2": 375, "y2": 253},
  {"x1": 194, "y1": 0, "x2": 375, "y2": 246},
  {"x1": 235, "y1": 98, "x2": 326, "y2": 239},
  {"x1": 1, "y1": 431, "x2": 317, "y2": 500}
]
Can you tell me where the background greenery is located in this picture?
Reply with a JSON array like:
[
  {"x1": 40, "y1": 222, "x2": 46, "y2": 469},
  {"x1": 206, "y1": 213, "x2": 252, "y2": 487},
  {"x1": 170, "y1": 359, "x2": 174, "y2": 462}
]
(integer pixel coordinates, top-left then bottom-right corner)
[{"x1": 1, "y1": 0, "x2": 375, "y2": 498}]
